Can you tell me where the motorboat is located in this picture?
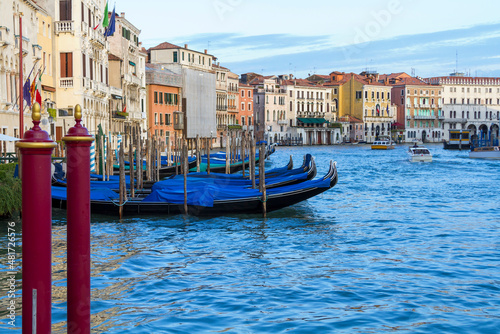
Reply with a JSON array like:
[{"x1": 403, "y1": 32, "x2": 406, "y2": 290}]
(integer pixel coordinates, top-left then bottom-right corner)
[
  {"x1": 408, "y1": 146, "x2": 432, "y2": 162},
  {"x1": 469, "y1": 146, "x2": 500, "y2": 159},
  {"x1": 371, "y1": 140, "x2": 395, "y2": 150}
]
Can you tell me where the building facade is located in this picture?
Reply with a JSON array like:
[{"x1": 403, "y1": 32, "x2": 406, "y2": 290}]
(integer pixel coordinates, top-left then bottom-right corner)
[
  {"x1": 0, "y1": 0, "x2": 41, "y2": 151},
  {"x1": 54, "y1": 0, "x2": 110, "y2": 136},
  {"x1": 108, "y1": 12, "x2": 147, "y2": 138},
  {"x1": 391, "y1": 77, "x2": 444, "y2": 143},
  {"x1": 238, "y1": 84, "x2": 254, "y2": 132},
  {"x1": 146, "y1": 64, "x2": 182, "y2": 148},
  {"x1": 424, "y1": 75, "x2": 500, "y2": 143}
]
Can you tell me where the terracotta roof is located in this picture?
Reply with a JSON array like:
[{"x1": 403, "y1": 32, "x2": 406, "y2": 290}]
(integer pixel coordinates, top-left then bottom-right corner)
[
  {"x1": 239, "y1": 83, "x2": 252, "y2": 88},
  {"x1": 379, "y1": 72, "x2": 410, "y2": 81},
  {"x1": 108, "y1": 54, "x2": 122, "y2": 61},
  {"x1": 149, "y1": 42, "x2": 182, "y2": 51},
  {"x1": 339, "y1": 115, "x2": 363, "y2": 123},
  {"x1": 281, "y1": 79, "x2": 317, "y2": 87},
  {"x1": 213, "y1": 64, "x2": 230, "y2": 71},
  {"x1": 330, "y1": 72, "x2": 386, "y2": 86},
  {"x1": 389, "y1": 77, "x2": 429, "y2": 86}
]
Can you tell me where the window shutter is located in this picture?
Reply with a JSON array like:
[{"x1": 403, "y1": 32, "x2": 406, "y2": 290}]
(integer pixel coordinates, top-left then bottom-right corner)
[
  {"x1": 67, "y1": 52, "x2": 73, "y2": 77},
  {"x1": 82, "y1": 53, "x2": 86, "y2": 77},
  {"x1": 60, "y1": 53, "x2": 67, "y2": 77}
]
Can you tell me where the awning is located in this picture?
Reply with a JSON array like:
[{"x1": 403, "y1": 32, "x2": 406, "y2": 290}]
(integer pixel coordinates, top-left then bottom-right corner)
[
  {"x1": 0, "y1": 134, "x2": 20, "y2": 141},
  {"x1": 297, "y1": 118, "x2": 330, "y2": 124}
]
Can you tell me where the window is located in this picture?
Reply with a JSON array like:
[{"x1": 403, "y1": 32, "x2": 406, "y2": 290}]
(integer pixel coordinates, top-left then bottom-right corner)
[
  {"x1": 248, "y1": 90, "x2": 251, "y2": 98},
  {"x1": 59, "y1": 0, "x2": 72, "y2": 20},
  {"x1": 241, "y1": 90, "x2": 244, "y2": 97},
  {"x1": 241, "y1": 116, "x2": 245, "y2": 125},
  {"x1": 267, "y1": 110, "x2": 270, "y2": 121},
  {"x1": 355, "y1": 91, "x2": 362, "y2": 99},
  {"x1": 159, "y1": 92, "x2": 163, "y2": 104},
  {"x1": 241, "y1": 102, "x2": 245, "y2": 111},
  {"x1": 160, "y1": 114, "x2": 163, "y2": 125},
  {"x1": 60, "y1": 52, "x2": 73, "y2": 77},
  {"x1": 248, "y1": 103, "x2": 251, "y2": 111},
  {"x1": 173, "y1": 51, "x2": 178, "y2": 63},
  {"x1": 154, "y1": 113, "x2": 158, "y2": 125},
  {"x1": 154, "y1": 92, "x2": 158, "y2": 104}
]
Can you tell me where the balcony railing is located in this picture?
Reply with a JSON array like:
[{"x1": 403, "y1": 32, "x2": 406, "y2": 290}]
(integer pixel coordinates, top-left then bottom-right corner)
[
  {"x1": 55, "y1": 21, "x2": 74, "y2": 35},
  {"x1": 32, "y1": 44, "x2": 42, "y2": 61},
  {"x1": 124, "y1": 73, "x2": 141, "y2": 86},
  {"x1": 14, "y1": 35, "x2": 29, "y2": 55},
  {"x1": 0, "y1": 27, "x2": 9, "y2": 47},
  {"x1": 89, "y1": 28, "x2": 105, "y2": 47},
  {"x1": 278, "y1": 120, "x2": 288, "y2": 125},
  {"x1": 60, "y1": 78, "x2": 74, "y2": 88}
]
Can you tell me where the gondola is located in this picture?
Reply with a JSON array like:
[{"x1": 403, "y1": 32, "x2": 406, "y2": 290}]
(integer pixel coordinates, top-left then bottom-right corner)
[{"x1": 52, "y1": 160, "x2": 338, "y2": 217}]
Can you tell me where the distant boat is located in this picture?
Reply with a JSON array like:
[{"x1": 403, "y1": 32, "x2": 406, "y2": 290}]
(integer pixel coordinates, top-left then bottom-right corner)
[
  {"x1": 443, "y1": 129, "x2": 470, "y2": 150},
  {"x1": 408, "y1": 146, "x2": 432, "y2": 162},
  {"x1": 371, "y1": 140, "x2": 395, "y2": 150},
  {"x1": 469, "y1": 146, "x2": 500, "y2": 159},
  {"x1": 469, "y1": 137, "x2": 500, "y2": 159}
]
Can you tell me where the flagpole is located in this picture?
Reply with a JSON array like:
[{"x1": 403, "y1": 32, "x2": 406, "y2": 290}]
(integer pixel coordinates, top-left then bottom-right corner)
[{"x1": 19, "y1": 12, "x2": 24, "y2": 137}]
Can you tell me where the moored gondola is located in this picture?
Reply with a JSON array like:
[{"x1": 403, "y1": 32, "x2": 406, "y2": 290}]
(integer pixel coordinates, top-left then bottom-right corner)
[{"x1": 52, "y1": 160, "x2": 337, "y2": 217}]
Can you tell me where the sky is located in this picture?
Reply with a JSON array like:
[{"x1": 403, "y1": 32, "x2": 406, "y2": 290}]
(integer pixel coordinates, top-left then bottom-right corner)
[{"x1": 116, "y1": 0, "x2": 500, "y2": 78}]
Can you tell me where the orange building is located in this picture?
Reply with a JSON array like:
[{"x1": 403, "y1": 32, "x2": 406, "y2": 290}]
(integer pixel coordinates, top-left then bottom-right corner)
[
  {"x1": 146, "y1": 64, "x2": 182, "y2": 147},
  {"x1": 239, "y1": 84, "x2": 254, "y2": 131}
]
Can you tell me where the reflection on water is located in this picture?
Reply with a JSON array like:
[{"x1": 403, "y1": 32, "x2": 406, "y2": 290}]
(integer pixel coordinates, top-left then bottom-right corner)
[{"x1": 1, "y1": 144, "x2": 500, "y2": 333}]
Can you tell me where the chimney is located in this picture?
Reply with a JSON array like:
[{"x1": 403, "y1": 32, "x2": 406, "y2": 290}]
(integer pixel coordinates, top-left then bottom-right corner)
[
  {"x1": 204, "y1": 49, "x2": 207, "y2": 54},
  {"x1": 184, "y1": 44, "x2": 188, "y2": 49},
  {"x1": 120, "y1": 12, "x2": 125, "y2": 18}
]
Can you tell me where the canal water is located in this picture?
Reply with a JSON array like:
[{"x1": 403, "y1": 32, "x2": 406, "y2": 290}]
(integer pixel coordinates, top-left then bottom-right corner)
[{"x1": 1, "y1": 144, "x2": 499, "y2": 333}]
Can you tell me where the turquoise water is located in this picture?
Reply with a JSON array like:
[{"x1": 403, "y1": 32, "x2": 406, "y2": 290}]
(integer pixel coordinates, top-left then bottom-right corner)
[{"x1": 1, "y1": 144, "x2": 499, "y2": 333}]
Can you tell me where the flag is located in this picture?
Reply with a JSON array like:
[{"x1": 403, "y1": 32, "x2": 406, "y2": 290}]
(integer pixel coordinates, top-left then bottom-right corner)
[
  {"x1": 104, "y1": 5, "x2": 116, "y2": 37},
  {"x1": 23, "y1": 79, "x2": 31, "y2": 108},
  {"x1": 30, "y1": 72, "x2": 37, "y2": 105},
  {"x1": 102, "y1": 1, "x2": 109, "y2": 28},
  {"x1": 35, "y1": 71, "x2": 42, "y2": 106}
]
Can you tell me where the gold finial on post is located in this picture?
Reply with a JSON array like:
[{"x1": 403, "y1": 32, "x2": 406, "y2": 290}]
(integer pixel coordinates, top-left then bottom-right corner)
[
  {"x1": 75, "y1": 104, "x2": 82, "y2": 121},
  {"x1": 32, "y1": 102, "x2": 41, "y2": 122}
]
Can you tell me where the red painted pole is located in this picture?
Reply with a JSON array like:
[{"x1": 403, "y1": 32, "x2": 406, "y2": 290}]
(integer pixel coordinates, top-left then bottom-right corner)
[
  {"x1": 15, "y1": 103, "x2": 56, "y2": 334},
  {"x1": 62, "y1": 105, "x2": 93, "y2": 334},
  {"x1": 19, "y1": 13, "x2": 24, "y2": 137}
]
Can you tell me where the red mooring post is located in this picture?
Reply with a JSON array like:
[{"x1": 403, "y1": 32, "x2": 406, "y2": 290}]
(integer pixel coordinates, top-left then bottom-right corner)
[
  {"x1": 62, "y1": 105, "x2": 94, "y2": 334},
  {"x1": 15, "y1": 103, "x2": 56, "y2": 334}
]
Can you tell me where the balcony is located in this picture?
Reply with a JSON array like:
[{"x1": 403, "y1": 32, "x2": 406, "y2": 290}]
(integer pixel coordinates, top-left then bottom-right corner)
[
  {"x1": 414, "y1": 115, "x2": 435, "y2": 120},
  {"x1": 278, "y1": 120, "x2": 288, "y2": 125},
  {"x1": 0, "y1": 27, "x2": 10, "y2": 47},
  {"x1": 55, "y1": 21, "x2": 74, "y2": 35},
  {"x1": 124, "y1": 73, "x2": 141, "y2": 87},
  {"x1": 228, "y1": 105, "x2": 238, "y2": 113},
  {"x1": 89, "y1": 28, "x2": 105, "y2": 47},
  {"x1": 81, "y1": 22, "x2": 88, "y2": 36},
  {"x1": 444, "y1": 118, "x2": 467, "y2": 123},
  {"x1": 14, "y1": 35, "x2": 29, "y2": 56},
  {"x1": 82, "y1": 77, "x2": 90, "y2": 90},
  {"x1": 32, "y1": 44, "x2": 42, "y2": 61},
  {"x1": 109, "y1": 85, "x2": 123, "y2": 98},
  {"x1": 60, "y1": 78, "x2": 74, "y2": 88}
]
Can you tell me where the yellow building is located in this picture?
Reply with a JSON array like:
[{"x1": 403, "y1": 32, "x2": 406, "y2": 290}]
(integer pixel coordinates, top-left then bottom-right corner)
[
  {"x1": 329, "y1": 71, "x2": 396, "y2": 142},
  {"x1": 36, "y1": 7, "x2": 57, "y2": 138}
]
